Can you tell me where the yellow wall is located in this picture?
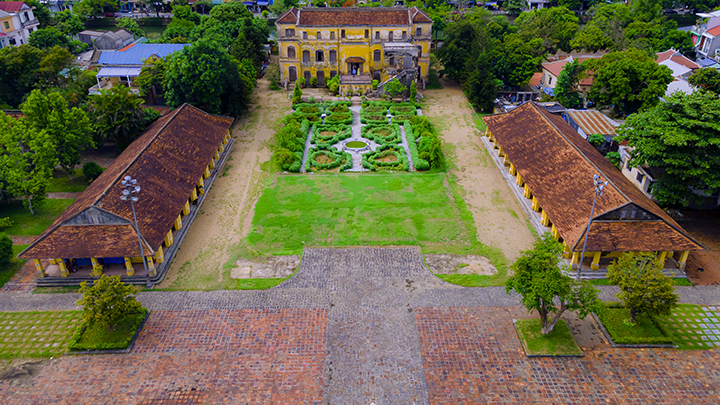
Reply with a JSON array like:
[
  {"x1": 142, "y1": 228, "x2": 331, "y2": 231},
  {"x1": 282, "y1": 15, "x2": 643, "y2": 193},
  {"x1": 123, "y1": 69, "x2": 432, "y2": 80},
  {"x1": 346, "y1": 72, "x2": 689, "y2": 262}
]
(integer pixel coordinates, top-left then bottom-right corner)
[
  {"x1": 0, "y1": 16, "x2": 15, "y2": 33},
  {"x1": 277, "y1": 20, "x2": 432, "y2": 84}
]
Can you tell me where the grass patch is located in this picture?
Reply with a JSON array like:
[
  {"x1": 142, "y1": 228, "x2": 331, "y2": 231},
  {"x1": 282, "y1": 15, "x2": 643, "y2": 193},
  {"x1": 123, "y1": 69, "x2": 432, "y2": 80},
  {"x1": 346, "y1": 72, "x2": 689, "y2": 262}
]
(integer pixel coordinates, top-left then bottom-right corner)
[
  {"x1": 68, "y1": 309, "x2": 147, "y2": 351},
  {"x1": 46, "y1": 169, "x2": 90, "y2": 193},
  {"x1": 235, "y1": 277, "x2": 289, "y2": 290},
  {"x1": 515, "y1": 318, "x2": 582, "y2": 356},
  {"x1": 657, "y1": 304, "x2": 720, "y2": 350},
  {"x1": 596, "y1": 304, "x2": 674, "y2": 345},
  {"x1": 435, "y1": 273, "x2": 504, "y2": 287},
  {"x1": 0, "y1": 245, "x2": 28, "y2": 289},
  {"x1": 0, "y1": 310, "x2": 82, "y2": 359},
  {"x1": 590, "y1": 278, "x2": 693, "y2": 286},
  {"x1": 0, "y1": 199, "x2": 75, "y2": 236},
  {"x1": 33, "y1": 285, "x2": 81, "y2": 294}
]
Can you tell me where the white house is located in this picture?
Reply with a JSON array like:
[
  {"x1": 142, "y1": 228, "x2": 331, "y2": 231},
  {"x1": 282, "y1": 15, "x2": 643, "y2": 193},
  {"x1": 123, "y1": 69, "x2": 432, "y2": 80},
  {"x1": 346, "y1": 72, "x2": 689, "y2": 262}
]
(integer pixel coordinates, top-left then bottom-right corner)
[{"x1": 0, "y1": 1, "x2": 39, "y2": 48}]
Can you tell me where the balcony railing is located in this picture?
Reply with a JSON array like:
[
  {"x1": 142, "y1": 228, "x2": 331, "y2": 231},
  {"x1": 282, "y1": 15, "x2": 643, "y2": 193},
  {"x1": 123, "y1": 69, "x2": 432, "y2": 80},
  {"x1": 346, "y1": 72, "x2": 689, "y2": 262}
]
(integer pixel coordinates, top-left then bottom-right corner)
[{"x1": 22, "y1": 18, "x2": 39, "y2": 27}]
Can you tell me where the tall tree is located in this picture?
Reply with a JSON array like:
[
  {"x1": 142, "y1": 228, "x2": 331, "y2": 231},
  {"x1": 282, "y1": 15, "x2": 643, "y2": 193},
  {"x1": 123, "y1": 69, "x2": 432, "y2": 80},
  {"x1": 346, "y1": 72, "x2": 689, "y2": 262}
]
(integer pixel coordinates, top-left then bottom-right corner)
[
  {"x1": 436, "y1": 16, "x2": 486, "y2": 81},
  {"x1": 463, "y1": 51, "x2": 498, "y2": 112},
  {"x1": 28, "y1": 27, "x2": 70, "y2": 50},
  {"x1": 616, "y1": 91, "x2": 720, "y2": 207},
  {"x1": 585, "y1": 48, "x2": 673, "y2": 116},
  {"x1": 492, "y1": 33, "x2": 544, "y2": 88},
  {"x1": 164, "y1": 39, "x2": 252, "y2": 115},
  {"x1": 0, "y1": 45, "x2": 45, "y2": 107},
  {"x1": 52, "y1": 10, "x2": 84, "y2": 36},
  {"x1": 688, "y1": 67, "x2": 720, "y2": 95},
  {"x1": 0, "y1": 113, "x2": 56, "y2": 214},
  {"x1": 21, "y1": 90, "x2": 94, "y2": 177},
  {"x1": 506, "y1": 233, "x2": 601, "y2": 335},
  {"x1": 87, "y1": 86, "x2": 160, "y2": 151},
  {"x1": 554, "y1": 59, "x2": 585, "y2": 109},
  {"x1": 117, "y1": 17, "x2": 145, "y2": 38},
  {"x1": 515, "y1": 7, "x2": 579, "y2": 52}
]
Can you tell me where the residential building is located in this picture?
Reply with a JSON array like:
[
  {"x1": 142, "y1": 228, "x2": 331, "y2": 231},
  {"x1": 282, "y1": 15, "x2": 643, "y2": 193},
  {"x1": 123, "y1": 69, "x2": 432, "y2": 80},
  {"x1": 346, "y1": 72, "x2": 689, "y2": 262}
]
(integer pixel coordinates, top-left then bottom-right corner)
[
  {"x1": 19, "y1": 104, "x2": 234, "y2": 286},
  {"x1": 539, "y1": 55, "x2": 600, "y2": 96},
  {"x1": 42, "y1": 0, "x2": 77, "y2": 13},
  {"x1": 89, "y1": 43, "x2": 189, "y2": 104},
  {"x1": 482, "y1": 102, "x2": 703, "y2": 272},
  {"x1": 692, "y1": 10, "x2": 720, "y2": 61},
  {"x1": 0, "y1": 1, "x2": 39, "y2": 48},
  {"x1": 655, "y1": 48, "x2": 699, "y2": 96},
  {"x1": 275, "y1": 7, "x2": 432, "y2": 94},
  {"x1": 95, "y1": 28, "x2": 134, "y2": 50}
]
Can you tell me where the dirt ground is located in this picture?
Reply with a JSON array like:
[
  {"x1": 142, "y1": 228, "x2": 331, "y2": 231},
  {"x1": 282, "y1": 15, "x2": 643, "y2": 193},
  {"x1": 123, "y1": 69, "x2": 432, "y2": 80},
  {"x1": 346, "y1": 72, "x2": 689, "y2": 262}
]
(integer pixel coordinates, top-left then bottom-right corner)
[
  {"x1": 158, "y1": 78, "x2": 289, "y2": 289},
  {"x1": 422, "y1": 79, "x2": 536, "y2": 261},
  {"x1": 680, "y1": 209, "x2": 720, "y2": 285}
]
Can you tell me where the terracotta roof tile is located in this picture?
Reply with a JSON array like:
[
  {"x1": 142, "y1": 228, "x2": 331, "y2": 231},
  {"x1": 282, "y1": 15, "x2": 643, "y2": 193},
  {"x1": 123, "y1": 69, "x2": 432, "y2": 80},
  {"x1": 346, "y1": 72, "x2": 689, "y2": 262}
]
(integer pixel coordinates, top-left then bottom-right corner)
[
  {"x1": 19, "y1": 104, "x2": 233, "y2": 260},
  {"x1": 297, "y1": 7, "x2": 411, "y2": 26},
  {"x1": 411, "y1": 7, "x2": 432, "y2": 23},
  {"x1": 707, "y1": 25, "x2": 720, "y2": 37},
  {"x1": 482, "y1": 102, "x2": 703, "y2": 252},
  {"x1": 276, "y1": 7, "x2": 298, "y2": 24},
  {"x1": 0, "y1": 1, "x2": 27, "y2": 13}
]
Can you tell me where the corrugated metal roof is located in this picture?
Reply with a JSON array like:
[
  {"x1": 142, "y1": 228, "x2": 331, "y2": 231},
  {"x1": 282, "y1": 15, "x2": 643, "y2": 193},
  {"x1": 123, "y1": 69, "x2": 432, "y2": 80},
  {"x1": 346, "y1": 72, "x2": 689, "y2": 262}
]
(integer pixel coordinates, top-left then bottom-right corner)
[
  {"x1": 97, "y1": 67, "x2": 142, "y2": 77},
  {"x1": 565, "y1": 110, "x2": 617, "y2": 136},
  {"x1": 98, "y1": 44, "x2": 189, "y2": 65}
]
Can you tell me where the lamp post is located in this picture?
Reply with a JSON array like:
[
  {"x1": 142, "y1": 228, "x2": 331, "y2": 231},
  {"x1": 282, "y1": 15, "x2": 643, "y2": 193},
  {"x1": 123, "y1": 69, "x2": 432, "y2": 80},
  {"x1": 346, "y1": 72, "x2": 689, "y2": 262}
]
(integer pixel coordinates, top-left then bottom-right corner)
[
  {"x1": 576, "y1": 174, "x2": 609, "y2": 280},
  {"x1": 120, "y1": 175, "x2": 152, "y2": 288}
]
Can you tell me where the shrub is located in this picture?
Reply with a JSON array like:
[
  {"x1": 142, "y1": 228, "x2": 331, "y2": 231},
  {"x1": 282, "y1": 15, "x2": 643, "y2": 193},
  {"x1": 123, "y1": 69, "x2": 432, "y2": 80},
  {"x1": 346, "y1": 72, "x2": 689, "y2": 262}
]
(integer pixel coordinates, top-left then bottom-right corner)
[
  {"x1": 362, "y1": 106, "x2": 387, "y2": 114},
  {"x1": 307, "y1": 145, "x2": 352, "y2": 171},
  {"x1": 325, "y1": 112, "x2": 353, "y2": 125},
  {"x1": 597, "y1": 302, "x2": 675, "y2": 345},
  {"x1": 403, "y1": 121, "x2": 430, "y2": 170},
  {"x1": 362, "y1": 144, "x2": 409, "y2": 171},
  {"x1": 427, "y1": 68, "x2": 441, "y2": 89},
  {"x1": 310, "y1": 77, "x2": 318, "y2": 87},
  {"x1": 327, "y1": 74, "x2": 340, "y2": 94},
  {"x1": 410, "y1": 80, "x2": 417, "y2": 101},
  {"x1": 372, "y1": 79, "x2": 379, "y2": 90},
  {"x1": 312, "y1": 123, "x2": 352, "y2": 146},
  {"x1": 360, "y1": 114, "x2": 388, "y2": 125},
  {"x1": 361, "y1": 100, "x2": 391, "y2": 108},
  {"x1": 392, "y1": 114, "x2": 415, "y2": 122},
  {"x1": 298, "y1": 77, "x2": 306, "y2": 87},
  {"x1": 361, "y1": 124, "x2": 401, "y2": 145},
  {"x1": 389, "y1": 104, "x2": 417, "y2": 115},
  {"x1": 76, "y1": 275, "x2": 144, "y2": 329},
  {"x1": 82, "y1": 162, "x2": 104, "y2": 182},
  {"x1": 0, "y1": 233, "x2": 12, "y2": 267}
]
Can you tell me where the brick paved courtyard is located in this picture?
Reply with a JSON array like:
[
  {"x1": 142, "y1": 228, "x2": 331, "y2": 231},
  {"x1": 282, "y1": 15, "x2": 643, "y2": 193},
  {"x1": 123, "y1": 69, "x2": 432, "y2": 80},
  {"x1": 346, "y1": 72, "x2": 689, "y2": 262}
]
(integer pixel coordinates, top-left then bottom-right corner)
[{"x1": 2, "y1": 247, "x2": 720, "y2": 404}]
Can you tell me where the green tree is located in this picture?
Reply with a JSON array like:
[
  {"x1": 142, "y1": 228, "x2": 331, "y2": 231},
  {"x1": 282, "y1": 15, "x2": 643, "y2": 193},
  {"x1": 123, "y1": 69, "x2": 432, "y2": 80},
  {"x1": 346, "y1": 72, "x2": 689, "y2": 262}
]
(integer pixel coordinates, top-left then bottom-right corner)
[
  {"x1": 558, "y1": 0, "x2": 582, "y2": 10},
  {"x1": 436, "y1": 17, "x2": 485, "y2": 81},
  {"x1": 195, "y1": 0, "x2": 212, "y2": 14},
  {"x1": 52, "y1": 10, "x2": 84, "y2": 36},
  {"x1": 326, "y1": 74, "x2": 339, "y2": 95},
  {"x1": 581, "y1": 3, "x2": 632, "y2": 51},
  {"x1": 0, "y1": 233, "x2": 12, "y2": 267},
  {"x1": 164, "y1": 39, "x2": 252, "y2": 115},
  {"x1": 463, "y1": 51, "x2": 498, "y2": 112},
  {"x1": 384, "y1": 78, "x2": 407, "y2": 100},
  {"x1": 136, "y1": 55, "x2": 168, "y2": 97},
  {"x1": 688, "y1": 67, "x2": 720, "y2": 95},
  {"x1": 292, "y1": 80, "x2": 303, "y2": 103},
  {"x1": 74, "y1": 0, "x2": 120, "y2": 18},
  {"x1": 171, "y1": 4, "x2": 201, "y2": 23},
  {"x1": 161, "y1": 18, "x2": 195, "y2": 43},
  {"x1": 77, "y1": 275, "x2": 144, "y2": 329},
  {"x1": 515, "y1": 7, "x2": 579, "y2": 52},
  {"x1": 25, "y1": 0, "x2": 51, "y2": 28},
  {"x1": 268, "y1": 0, "x2": 298, "y2": 15},
  {"x1": 117, "y1": 17, "x2": 145, "y2": 38},
  {"x1": 0, "y1": 113, "x2": 56, "y2": 214},
  {"x1": 607, "y1": 253, "x2": 678, "y2": 324},
  {"x1": 586, "y1": 48, "x2": 673, "y2": 116},
  {"x1": 571, "y1": 22, "x2": 613, "y2": 52},
  {"x1": 0, "y1": 45, "x2": 46, "y2": 107},
  {"x1": 615, "y1": 91, "x2": 720, "y2": 207},
  {"x1": 505, "y1": 0, "x2": 528, "y2": 14},
  {"x1": 554, "y1": 59, "x2": 585, "y2": 109},
  {"x1": 82, "y1": 162, "x2": 104, "y2": 182},
  {"x1": 29, "y1": 27, "x2": 70, "y2": 50},
  {"x1": 37, "y1": 46, "x2": 74, "y2": 89},
  {"x1": 506, "y1": 233, "x2": 601, "y2": 335},
  {"x1": 21, "y1": 90, "x2": 94, "y2": 177},
  {"x1": 492, "y1": 33, "x2": 544, "y2": 88},
  {"x1": 87, "y1": 85, "x2": 160, "y2": 150},
  {"x1": 410, "y1": 80, "x2": 417, "y2": 102}
]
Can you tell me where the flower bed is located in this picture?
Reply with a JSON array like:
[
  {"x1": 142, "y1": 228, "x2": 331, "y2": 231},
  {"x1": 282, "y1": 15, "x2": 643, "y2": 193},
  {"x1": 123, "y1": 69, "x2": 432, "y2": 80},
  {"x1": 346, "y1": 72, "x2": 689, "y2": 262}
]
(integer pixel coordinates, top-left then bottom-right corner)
[
  {"x1": 361, "y1": 100, "x2": 391, "y2": 108},
  {"x1": 362, "y1": 105, "x2": 388, "y2": 114},
  {"x1": 362, "y1": 144, "x2": 409, "y2": 171},
  {"x1": 361, "y1": 124, "x2": 401, "y2": 145},
  {"x1": 325, "y1": 112, "x2": 353, "y2": 125},
  {"x1": 389, "y1": 104, "x2": 417, "y2": 116},
  {"x1": 360, "y1": 114, "x2": 388, "y2": 125},
  {"x1": 308, "y1": 145, "x2": 352, "y2": 171},
  {"x1": 392, "y1": 113, "x2": 415, "y2": 122},
  {"x1": 286, "y1": 111, "x2": 321, "y2": 124},
  {"x1": 403, "y1": 120, "x2": 430, "y2": 170},
  {"x1": 312, "y1": 123, "x2": 351, "y2": 146},
  {"x1": 326, "y1": 104, "x2": 351, "y2": 114}
]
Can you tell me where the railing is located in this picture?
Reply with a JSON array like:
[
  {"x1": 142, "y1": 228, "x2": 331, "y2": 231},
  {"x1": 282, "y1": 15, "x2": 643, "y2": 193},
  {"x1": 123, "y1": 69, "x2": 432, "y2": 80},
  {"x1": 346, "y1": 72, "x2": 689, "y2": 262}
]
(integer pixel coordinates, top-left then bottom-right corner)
[{"x1": 22, "y1": 18, "x2": 39, "y2": 27}]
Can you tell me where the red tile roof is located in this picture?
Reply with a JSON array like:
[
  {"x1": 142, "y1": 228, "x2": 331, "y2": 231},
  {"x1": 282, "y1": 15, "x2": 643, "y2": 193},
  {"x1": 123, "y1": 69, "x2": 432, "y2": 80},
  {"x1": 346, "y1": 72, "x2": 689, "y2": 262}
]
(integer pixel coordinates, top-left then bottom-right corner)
[
  {"x1": 656, "y1": 49, "x2": 699, "y2": 70},
  {"x1": 542, "y1": 56, "x2": 599, "y2": 86},
  {"x1": 482, "y1": 102, "x2": 703, "y2": 253},
  {"x1": 707, "y1": 25, "x2": 720, "y2": 37},
  {"x1": 0, "y1": 1, "x2": 27, "y2": 12},
  {"x1": 529, "y1": 72, "x2": 542, "y2": 88},
  {"x1": 118, "y1": 43, "x2": 135, "y2": 52},
  {"x1": 290, "y1": 7, "x2": 421, "y2": 27},
  {"x1": 276, "y1": 7, "x2": 298, "y2": 24},
  {"x1": 19, "y1": 104, "x2": 233, "y2": 260}
]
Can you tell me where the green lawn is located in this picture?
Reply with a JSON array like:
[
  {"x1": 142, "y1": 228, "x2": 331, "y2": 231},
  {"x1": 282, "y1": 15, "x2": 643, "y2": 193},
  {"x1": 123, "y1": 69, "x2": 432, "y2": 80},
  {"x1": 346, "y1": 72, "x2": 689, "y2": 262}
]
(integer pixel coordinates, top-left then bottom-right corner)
[
  {"x1": 46, "y1": 169, "x2": 90, "y2": 193},
  {"x1": 515, "y1": 318, "x2": 583, "y2": 356},
  {"x1": 0, "y1": 245, "x2": 28, "y2": 289},
  {"x1": 235, "y1": 277, "x2": 289, "y2": 290},
  {"x1": 590, "y1": 277, "x2": 693, "y2": 286},
  {"x1": 657, "y1": 304, "x2": 720, "y2": 350},
  {"x1": 0, "y1": 199, "x2": 74, "y2": 236},
  {"x1": 0, "y1": 311, "x2": 82, "y2": 358},
  {"x1": 68, "y1": 310, "x2": 147, "y2": 351},
  {"x1": 596, "y1": 305, "x2": 674, "y2": 345}
]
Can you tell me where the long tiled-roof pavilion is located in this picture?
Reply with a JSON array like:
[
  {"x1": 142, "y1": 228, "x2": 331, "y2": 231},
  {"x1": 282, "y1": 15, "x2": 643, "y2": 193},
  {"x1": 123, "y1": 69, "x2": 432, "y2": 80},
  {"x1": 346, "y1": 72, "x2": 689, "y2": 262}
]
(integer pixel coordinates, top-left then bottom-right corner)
[{"x1": 482, "y1": 102, "x2": 703, "y2": 271}]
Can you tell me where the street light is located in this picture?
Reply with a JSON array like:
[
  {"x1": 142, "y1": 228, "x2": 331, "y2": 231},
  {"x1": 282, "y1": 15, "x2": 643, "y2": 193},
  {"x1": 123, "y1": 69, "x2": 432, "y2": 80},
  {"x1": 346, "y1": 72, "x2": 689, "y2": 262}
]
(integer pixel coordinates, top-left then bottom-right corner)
[
  {"x1": 120, "y1": 175, "x2": 152, "y2": 288},
  {"x1": 576, "y1": 174, "x2": 609, "y2": 280}
]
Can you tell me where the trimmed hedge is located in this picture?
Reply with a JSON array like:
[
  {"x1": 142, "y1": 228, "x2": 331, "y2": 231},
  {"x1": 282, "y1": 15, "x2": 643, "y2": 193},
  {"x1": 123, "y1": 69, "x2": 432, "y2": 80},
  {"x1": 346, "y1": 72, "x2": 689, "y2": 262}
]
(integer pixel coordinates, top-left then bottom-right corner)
[
  {"x1": 392, "y1": 113, "x2": 415, "y2": 122},
  {"x1": 403, "y1": 121, "x2": 430, "y2": 170},
  {"x1": 362, "y1": 105, "x2": 388, "y2": 114},
  {"x1": 307, "y1": 145, "x2": 352, "y2": 171},
  {"x1": 312, "y1": 123, "x2": 352, "y2": 146},
  {"x1": 361, "y1": 124, "x2": 401, "y2": 145},
  {"x1": 362, "y1": 144, "x2": 409, "y2": 171},
  {"x1": 389, "y1": 104, "x2": 417, "y2": 116},
  {"x1": 361, "y1": 100, "x2": 391, "y2": 108},
  {"x1": 326, "y1": 104, "x2": 351, "y2": 114},
  {"x1": 276, "y1": 118, "x2": 310, "y2": 173},
  {"x1": 596, "y1": 303, "x2": 676, "y2": 345},
  {"x1": 325, "y1": 112, "x2": 353, "y2": 125},
  {"x1": 68, "y1": 308, "x2": 147, "y2": 351},
  {"x1": 286, "y1": 111, "x2": 322, "y2": 124},
  {"x1": 360, "y1": 114, "x2": 389, "y2": 125}
]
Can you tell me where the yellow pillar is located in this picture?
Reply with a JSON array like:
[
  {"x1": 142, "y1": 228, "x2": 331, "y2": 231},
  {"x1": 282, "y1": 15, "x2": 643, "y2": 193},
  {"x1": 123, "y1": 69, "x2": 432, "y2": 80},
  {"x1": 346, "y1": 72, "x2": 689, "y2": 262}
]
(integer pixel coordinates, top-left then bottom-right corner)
[
  {"x1": 498, "y1": 146, "x2": 504, "y2": 157},
  {"x1": 209, "y1": 159, "x2": 215, "y2": 170},
  {"x1": 677, "y1": 250, "x2": 690, "y2": 271},
  {"x1": 146, "y1": 257, "x2": 157, "y2": 278},
  {"x1": 182, "y1": 201, "x2": 190, "y2": 216},
  {"x1": 57, "y1": 259, "x2": 68, "y2": 277},
  {"x1": 550, "y1": 224, "x2": 560, "y2": 240},
  {"x1": 571, "y1": 252, "x2": 581, "y2": 268},
  {"x1": 214, "y1": 150, "x2": 220, "y2": 160},
  {"x1": 174, "y1": 214, "x2": 182, "y2": 231},
  {"x1": 90, "y1": 257, "x2": 103, "y2": 277},
  {"x1": 523, "y1": 184, "x2": 532, "y2": 199},
  {"x1": 203, "y1": 166, "x2": 210, "y2": 179},
  {"x1": 34, "y1": 259, "x2": 46, "y2": 277},
  {"x1": 563, "y1": 244, "x2": 572, "y2": 259},
  {"x1": 190, "y1": 188, "x2": 198, "y2": 202},
  {"x1": 49, "y1": 258, "x2": 57, "y2": 265},
  {"x1": 198, "y1": 177, "x2": 205, "y2": 188},
  {"x1": 155, "y1": 245, "x2": 164, "y2": 263},
  {"x1": 658, "y1": 251, "x2": 669, "y2": 264},
  {"x1": 124, "y1": 257, "x2": 134, "y2": 276},
  {"x1": 218, "y1": 143, "x2": 224, "y2": 153},
  {"x1": 164, "y1": 230, "x2": 174, "y2": 247},
  {"x1": 502, "y1": 154, "x2": 510, "y2": 166},
  {"x1": 509, "y1": 163, "x2": 516, "y2": 175},
  {"x1": 493, "y1": 138, "x2": 499, "y2": 149},
  {"x1": 486, "y1": 129, "x2": 493, "y2": 141},
  {"x1": 516, "y1": 172, "x2": 524, "y2": 187},
  {"x1": 531, "y1": 196, "x2": 540, "y2": 212},
  {"x1": 591, "y1": 252, "x2": 602, "y2": 270},
  {"x1": 540, "y1": 210, "x2": 551, "y2": 227}
]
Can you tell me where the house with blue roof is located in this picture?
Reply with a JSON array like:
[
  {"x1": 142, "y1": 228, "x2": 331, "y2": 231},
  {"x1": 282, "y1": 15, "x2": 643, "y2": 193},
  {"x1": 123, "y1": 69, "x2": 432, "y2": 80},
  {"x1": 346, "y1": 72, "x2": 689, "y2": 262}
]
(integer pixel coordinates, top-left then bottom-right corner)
[{"x1": 89, "y1": 43, "x2": 190, "y2": 104}]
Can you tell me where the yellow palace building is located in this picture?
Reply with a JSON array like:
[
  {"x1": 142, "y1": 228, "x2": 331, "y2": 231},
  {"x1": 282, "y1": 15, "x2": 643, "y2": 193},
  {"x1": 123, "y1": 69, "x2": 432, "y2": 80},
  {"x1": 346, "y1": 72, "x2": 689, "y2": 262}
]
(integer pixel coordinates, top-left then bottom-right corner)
[{"x1": 276, "y1": 6, "x2": 432, "y2": 94}]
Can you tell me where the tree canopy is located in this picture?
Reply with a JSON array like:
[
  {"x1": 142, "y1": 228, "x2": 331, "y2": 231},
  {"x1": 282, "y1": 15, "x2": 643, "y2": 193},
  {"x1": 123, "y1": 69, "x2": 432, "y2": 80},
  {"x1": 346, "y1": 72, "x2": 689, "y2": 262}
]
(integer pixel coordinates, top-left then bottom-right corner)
[
  {"x1": 688, "y1": 67, "x2": 720, "y2": 95},
  {"x1": 554, "y1": 59, "x2": 585, "y2": 109},
  {"x1": 515, "y1": 7, "x2": 579, "y2": 53},
  {"x1": 29, "y1": 27, "x2": 70, "y2": 50},
  {"x1": 616, "y1": 90, "x2": 720, "y2": 207}
]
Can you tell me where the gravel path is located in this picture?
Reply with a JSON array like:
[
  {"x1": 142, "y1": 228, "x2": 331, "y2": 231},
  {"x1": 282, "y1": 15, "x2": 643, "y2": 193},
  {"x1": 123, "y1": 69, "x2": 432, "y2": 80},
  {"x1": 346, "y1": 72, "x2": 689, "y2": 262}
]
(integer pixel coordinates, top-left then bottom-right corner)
[
  {"x1": 299, "y1": 123, "x2": 314, "y2": 173},
  {"x1": 399, "y1": 125, "x2": 415, "y2": 171}
]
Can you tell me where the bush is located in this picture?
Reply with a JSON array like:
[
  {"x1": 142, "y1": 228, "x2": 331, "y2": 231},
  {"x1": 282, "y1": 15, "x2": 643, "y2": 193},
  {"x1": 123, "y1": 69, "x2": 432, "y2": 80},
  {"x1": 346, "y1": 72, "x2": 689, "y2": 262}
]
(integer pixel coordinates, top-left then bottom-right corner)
[
  {"x1": 410, "y1": 80, "x2": 417, "y2": 101},
  {"x1": 327, "y1": 74, "x2": 340, "y2": 94},
  {"x1": 372, "y1": 79, "x2": 379, "y2": 90},
  {"x1": 362, "y1": 144, "x2": 409, "y2": 171},
  {"x1": 362, "y1": 105, "x2": 387, "y2": 114},
  {"x1": 76, "y1": 275, "x2": 144, "y2": 330},
  {"x1": 360, "y1": 112, "x2": 388, "y2": 125},
  {"x1": 325, "y1": 112, "x2": 353, "y2": 125},
  {"x1": 361, "y1": 100, "x2": 391, "y2": 108},
  {"x1": 404, "y1": 121, "x2": 430, "y2": 170},
  {"x1": 0, "y1": 233, "x2": 12, "y2": 267},
  {"x1": 298, "y1": 77, "x2": 306, "y2": 87},
  {"x1": 427, "y1": 68, "x2": 441, "y2": 89},
  {"x1": 307, "y1": 145, "x2": 351, "y2": 171},
  {"x1": 312, "y1": 123, "x2": 352, "y2": 146},
  {"x1": 389, "y1": 104, "x2": 417, "y2": 115},
  {"x1": 361, "y1": 124, "x2": 401, "y2": 145},
  {"x1": 68, "y1": 309, "x2": 147, "y2": 351},
  {"x1": 82, "y1": 162, "x2": 104, "y2": 182},
  {"x1": 310, "y1": 77, "x2": 318, "y2": 87},
  {"x1": 265, "y1": 63, "x2": 280, "y2": 88}
]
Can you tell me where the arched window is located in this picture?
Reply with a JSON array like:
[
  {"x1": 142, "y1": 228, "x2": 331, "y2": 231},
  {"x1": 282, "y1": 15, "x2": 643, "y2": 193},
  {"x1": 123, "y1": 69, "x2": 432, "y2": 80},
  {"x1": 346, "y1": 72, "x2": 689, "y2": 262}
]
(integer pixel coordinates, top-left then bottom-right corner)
[
  {"x1": 289, "y1": 66, "x2": 297, "y2": 81},
  {"x1": 316, "y1": 50, "x2": 324, "y2": 62},
  {"x1": 287, "y1": 46, "x2": 296, "y2": 59},
  {"x1": 329, "y1": 50, "x2": 337, "y2": 63},
  {"x1": 302, "y1": 50, "x2": 310, "y2": 63},
  {"x1": 416, "y1": 27, "x2": 422, "y2": 36},
  {"x1": 317, "y1": 71, "x2": 325, "y2": 85},
  {"x1": 373, "y1": 50, "x2": 381, "y2": 62},
  {"x1": 373, "y1": 71, "x2": 381, "y2": 82}
]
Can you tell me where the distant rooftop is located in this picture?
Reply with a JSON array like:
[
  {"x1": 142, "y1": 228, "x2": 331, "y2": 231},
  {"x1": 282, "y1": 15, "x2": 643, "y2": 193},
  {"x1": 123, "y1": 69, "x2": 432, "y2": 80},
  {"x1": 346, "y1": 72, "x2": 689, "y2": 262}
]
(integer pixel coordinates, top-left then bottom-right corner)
[{"x1": 98, "y1": 43, "x2": 189, "y2": 65}]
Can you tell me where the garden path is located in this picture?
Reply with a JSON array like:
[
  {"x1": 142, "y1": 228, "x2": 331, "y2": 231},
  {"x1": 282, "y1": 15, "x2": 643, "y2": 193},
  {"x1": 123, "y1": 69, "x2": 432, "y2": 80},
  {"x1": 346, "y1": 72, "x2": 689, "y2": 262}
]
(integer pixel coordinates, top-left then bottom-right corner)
[
  {"x1": 399, "y1": 125, "x2": 415, "y2": 171},
  {"x1": 299, "y1": 121, "x2": 314, "y2": 173}
]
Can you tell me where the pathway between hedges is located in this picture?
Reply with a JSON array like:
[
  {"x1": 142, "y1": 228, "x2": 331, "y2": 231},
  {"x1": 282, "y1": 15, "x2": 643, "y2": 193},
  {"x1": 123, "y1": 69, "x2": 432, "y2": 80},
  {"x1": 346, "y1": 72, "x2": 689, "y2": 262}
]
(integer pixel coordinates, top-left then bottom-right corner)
[{"x1": 3, "y1": 247, "x2": 720, "y2": 404}]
